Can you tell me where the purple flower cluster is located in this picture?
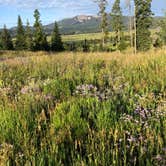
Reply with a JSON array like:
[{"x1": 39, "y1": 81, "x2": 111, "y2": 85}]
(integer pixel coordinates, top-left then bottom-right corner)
[
  {"x1": 134, "y1": 104, "x2": 166, "y2": 121},
  {"x1": 21, "y1": 85, "x2": 41, "y2": 94},
  {"x1": 74, "y1": 84, "x2": 113, "y2": 101},
  {"x1": 124, "y1": 131, "x2": 147, "y2": 145},
  {"x1": 134, "y1": 106, "x2": 153, "y2": 120},
  {"x1": 153, "y1": 154, "x2": 166, "y2": 165},
  {"x1": 42, "y1": 94, "x2": 54, "y2": 101},
  {"x1": 75, "y1": 84, "x2": 97, "y2": 96},
  {"x1": 121, "y1": 104, "x2": 166, "y2": 130},
  {"x1": 120, "y1": 114, "x2": 139, "y2": 124}
]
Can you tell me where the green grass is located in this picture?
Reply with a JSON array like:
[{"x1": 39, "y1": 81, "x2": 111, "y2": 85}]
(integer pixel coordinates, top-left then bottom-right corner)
[
  {"x1": 61, "y1": 32, "x2": 109, "y2": 42},
  {"x1": 0, "y1": 50, "x2": 166, "y2": 165},
  {"x1": 52, "y1": 29, "x2": 157, "y2": 42},
  {"x1": 12, "y1": 29, "x2": 157, "y2": 43},
  {"x1": 46, "y1": 32, "x2": 109, "y2": 42}
]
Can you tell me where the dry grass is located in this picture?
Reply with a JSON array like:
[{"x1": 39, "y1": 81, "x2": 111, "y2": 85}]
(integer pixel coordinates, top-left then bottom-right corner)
[
  {"x1": 0, "y1": 49, "x2": 166, "y2": 165},
  {"x1": 1, "y1": 49, "x2": 166, "y2": 67}
]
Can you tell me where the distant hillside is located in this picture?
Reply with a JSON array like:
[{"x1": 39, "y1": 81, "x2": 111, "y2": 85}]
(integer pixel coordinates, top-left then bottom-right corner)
[
  {"x1": 0, "y1": 15, "x2": 164, "y2": 37},
  {"x1": 44, "y1": 15, "x2": 163, "y2": 35},
  {"x1": 44, "y1": 15, "x2": 101, "y2": 35}
]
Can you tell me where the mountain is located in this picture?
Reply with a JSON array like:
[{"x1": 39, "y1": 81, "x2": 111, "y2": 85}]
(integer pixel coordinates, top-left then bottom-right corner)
[
  {"x1": 44, "y1": 15, "x2": 163, "y2": 35},
  {"x1": 44, "y1": 15, "x2": 102, "y2": 35},
  {"x1": 0, "y1": 15, "x2": 163, "y2": 37}
]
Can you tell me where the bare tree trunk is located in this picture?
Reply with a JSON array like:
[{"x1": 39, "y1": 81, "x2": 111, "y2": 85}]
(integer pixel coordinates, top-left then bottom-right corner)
[
  {"x1": 102, "y1": 28, "x2": 105, "y2": 47},
  {"x1": 126, "y1": 0, "x2": 134, "y2": 53},
  {"x1": 134, "y1": 3, "x2": 137, "y2": 54},
  {"x1": 129, "y1": 3, "x2": 133, "y2": 51},
  {"x1": 118, "y1": 29, "x2": 120, "y2": 44}
]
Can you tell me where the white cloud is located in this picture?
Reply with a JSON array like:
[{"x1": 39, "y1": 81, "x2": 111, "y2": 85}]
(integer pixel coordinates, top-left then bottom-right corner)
[{"x1": 0, "y1": 0, "x2": 97, "y2": 10}]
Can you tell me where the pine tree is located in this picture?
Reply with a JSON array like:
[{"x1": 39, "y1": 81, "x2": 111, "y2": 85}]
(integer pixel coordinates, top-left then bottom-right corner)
[
  {"x1": 159, "y1": 13, "x2": 166, "y2": 45},
  {"x1": 82, "y1": 39, "x2": 89, "y2": 52},
  {"x1": 25, "y1": 20, "x2": 33, "y2": 50},
  {"x1": 0, "y1": 25, "x2": 13, "y2": 50},
  {"x1": 0, "y1": 32, "x2": 2, "y2": 49},
  {"x1": 110, "y1": 0, "x2": 123, "y2": 48},
  {"x1": 33, "y1": 9, "x2": 49, "y2": 51},
  {"x1": 42, "y1": 34, "x2": 49, "y2": 51},
  {"x1": 15, "y1": 15, "x2": 26, "y2": 50},
  {"x1": 96, "y1": 0, "x2": 108, "y2": 47},
  {"x1": 134, "y1": 0, "x2": 153, "y2": 51},
  {"x1": 50, "y1": 22, "x2": 64, "y2": 51},
  {"x1": 70, "y1": 42, "x2": 76, "y2": 51}
]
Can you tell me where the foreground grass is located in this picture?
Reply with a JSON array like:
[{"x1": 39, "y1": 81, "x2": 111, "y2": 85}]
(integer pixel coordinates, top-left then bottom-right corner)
[{"x1": 0, "y1": 50, "x2": 166, "y2": 165}]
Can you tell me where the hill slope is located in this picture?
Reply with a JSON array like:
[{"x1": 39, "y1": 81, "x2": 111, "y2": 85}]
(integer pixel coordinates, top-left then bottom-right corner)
[{"x1": 0, "y1": 15, "x2": 163, "y2": 36}]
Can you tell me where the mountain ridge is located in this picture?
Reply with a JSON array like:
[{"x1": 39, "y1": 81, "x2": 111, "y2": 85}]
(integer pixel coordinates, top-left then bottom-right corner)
[{"x1": 0, "y1": 15, "x2": 163, "y2": 36}]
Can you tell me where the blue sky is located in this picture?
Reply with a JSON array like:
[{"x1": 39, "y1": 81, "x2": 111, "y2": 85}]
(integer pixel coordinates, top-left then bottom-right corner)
[{"x1": 0, "y1": 0, "x2": 165, "y2": 28}]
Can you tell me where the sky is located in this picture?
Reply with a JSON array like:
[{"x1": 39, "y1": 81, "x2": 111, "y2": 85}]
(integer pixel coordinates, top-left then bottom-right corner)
[{"x1": 0, "y1": 0, "x2": 165, "y2": 28}]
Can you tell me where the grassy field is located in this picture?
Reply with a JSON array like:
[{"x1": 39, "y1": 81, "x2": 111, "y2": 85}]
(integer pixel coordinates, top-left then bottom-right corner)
[
  {"x1": 0, "y1": 50, "x2": 166, "y2": 165},
  {"x1": 12, "y1": 32, "x2": 105, "y2": 43},
  {"x1": 61, "y1": 32, "x2": 110, "y2": 42},
  {"x1": 46, "y1": 32, "x2": 107, "y2": 42},
  {"x1": 60, "y1": 29, "x2": 157, "y2": 42},
  {"x1": 12, "y1": 29, "x2": 157, "y2": 43}
]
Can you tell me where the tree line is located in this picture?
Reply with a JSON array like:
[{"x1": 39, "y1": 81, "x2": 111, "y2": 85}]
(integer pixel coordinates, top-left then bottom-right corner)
[
  {"x1": 0, "y1": 9, "x2": 63, "y2": 52},
  {"x1": 97, "y1": 0, "x2": 166, "y2": 52},
  {"x1": 0, "y1": 0, "x2": 166, "y2": 52}
]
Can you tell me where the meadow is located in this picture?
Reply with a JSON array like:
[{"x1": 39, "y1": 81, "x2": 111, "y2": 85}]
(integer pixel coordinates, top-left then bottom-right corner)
[
  {"x1": 62, "y1": 32, "x2": 105, "y2": 42},
  {"x1": 60, "y1": 30, "x2": 157, "y2": 42},
  {"x1": 0, "y1": 50, "x2": 166, "y2": 165}
]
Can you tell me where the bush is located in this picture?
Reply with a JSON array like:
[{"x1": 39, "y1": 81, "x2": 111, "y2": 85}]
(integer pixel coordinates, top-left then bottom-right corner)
[{"x1": 153, "y1": 38, "x2": 163, "y2": 48}]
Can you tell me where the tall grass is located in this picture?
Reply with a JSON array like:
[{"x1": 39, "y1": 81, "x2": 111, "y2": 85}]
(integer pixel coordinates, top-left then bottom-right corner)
[{"x1": 0, "y1": 50, "x2": 166, "y2": 165}]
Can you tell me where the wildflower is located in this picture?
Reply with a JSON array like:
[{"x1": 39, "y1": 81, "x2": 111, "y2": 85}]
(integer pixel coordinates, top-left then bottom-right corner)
[
  {"x1": 134, "y1": 106, "x2": 152, "y2": 120},
  {"x1": 127, "y1": 136, "x2": 136, "y2": 143},
  {"x1": 21, "y1": 86, "x2": 29, "y2": 94},
  {"x1": 154, "y1": 155, "x2": 163, "y2": 161},
  {"x1": 120, "y1": 114, "x2": 133, "y2": 122},
  {"x1": 21, "y1": 84, "x2": 41, "y2": 94},
  {"x1": 125, "y1": 131, "x2": 131, "y2": 135},
  {"x1": 75, "y1": 84, "x2": 97, "y2": 96},
  {"x1": 74, "y1": 84, "x2": 113, "y2": 101},
  {"x1": 43, "y1": 94, "x2": 54, "y2": 101},
  {"x1": 119, "y1": 138, "x2": 123, "y2": 142},
  {"x1": 43, "y1": 78, "x2": 52, "y2": 86},
  {"x1": 138, "y1": 135, "x2": 144, "y2": 141},
  {"x1": 162, "y1": 148, "x2": 166, "y2": 153},
  {"x1": 18, "y1": 152, "x2": 24, "y2": 158}
]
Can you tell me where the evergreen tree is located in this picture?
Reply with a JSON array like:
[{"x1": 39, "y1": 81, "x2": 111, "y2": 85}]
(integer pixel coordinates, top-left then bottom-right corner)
[
  {"x1": 0, "y1": 25, "x2": 13, "y2": 50},
  {"x1": 82, "y1": 39, "x2": 89, "y2": 52},
  {"x1": 33, "y1": 9, "x2": 49, "y2": 51},
  {"x1": 134, "y1": 0, "x2": 153, "y2": 51},
  {"x1": 0, "y1": 32, "x2": 2, "y2": 49},
  {"x1": 15, "y1": 15, "x2": 26, "y2": 50},
  {"x1": 96, "y1": 0, "x2": 109, "y2": 47},
  {"x1": 70, "y1": 42, "x2": 76, "y2": 51},
  {"x1": 153, "y1": 37, "x2": 163, "y2": 48},
  {"x1": 42, "y1": 34, "x2": 49, "y2": 51},
  {"x1": 50, "y1": 22, "x2": 64, "y2": 51},
  {"x1": 110, "y1": 0, "x2": 123, "y2": 48},
  {"x1": 25, "y1": 20, "x2": 33, "y2": 50},
  {"x1": 159, "y1": 13, "x2": 166, "y2": 45}
]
